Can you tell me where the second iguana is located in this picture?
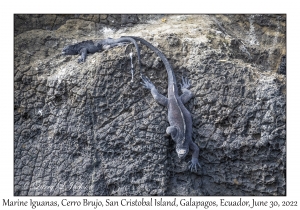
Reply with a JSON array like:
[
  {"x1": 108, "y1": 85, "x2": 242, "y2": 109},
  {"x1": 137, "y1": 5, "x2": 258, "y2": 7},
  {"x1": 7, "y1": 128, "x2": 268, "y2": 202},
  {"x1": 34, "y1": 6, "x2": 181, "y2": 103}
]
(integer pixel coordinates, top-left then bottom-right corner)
[{"x1": 62, "y1": 37, "x2": 141, "y2": 68}]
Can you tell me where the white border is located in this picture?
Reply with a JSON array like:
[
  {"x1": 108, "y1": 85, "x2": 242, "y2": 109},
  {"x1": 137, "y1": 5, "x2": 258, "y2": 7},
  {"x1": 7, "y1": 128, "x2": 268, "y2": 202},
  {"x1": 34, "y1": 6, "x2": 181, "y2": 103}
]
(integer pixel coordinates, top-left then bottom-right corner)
[{"x1": 2, "y1": 1, "x2": 299, "y2": 209}]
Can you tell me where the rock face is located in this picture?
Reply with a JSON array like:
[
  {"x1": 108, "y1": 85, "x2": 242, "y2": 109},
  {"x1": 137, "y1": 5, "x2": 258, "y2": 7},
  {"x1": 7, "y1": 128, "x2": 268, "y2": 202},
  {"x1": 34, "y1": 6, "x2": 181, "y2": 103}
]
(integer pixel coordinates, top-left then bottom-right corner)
[{"x1": 14, "y1": 14, "x2": 286, "y2": 196}]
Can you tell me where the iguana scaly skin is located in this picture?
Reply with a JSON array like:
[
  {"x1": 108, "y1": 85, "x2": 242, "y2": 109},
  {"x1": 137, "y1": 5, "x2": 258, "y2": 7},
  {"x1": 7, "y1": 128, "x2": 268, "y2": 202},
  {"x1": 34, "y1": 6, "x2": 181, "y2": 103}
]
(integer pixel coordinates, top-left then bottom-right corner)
[
  {"x1": 124, "y1": 36, "x2": 201, "y2": 172},
  {"x1": 62, "y1": 37, "x2": 141, "y2": 68}
]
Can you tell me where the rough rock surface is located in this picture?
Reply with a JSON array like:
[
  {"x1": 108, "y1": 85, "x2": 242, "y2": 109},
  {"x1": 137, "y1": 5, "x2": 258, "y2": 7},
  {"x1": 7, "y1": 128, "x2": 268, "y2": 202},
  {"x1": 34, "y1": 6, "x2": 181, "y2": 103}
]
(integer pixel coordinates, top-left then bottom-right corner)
[{"x1": 14, "y1": 14, "x2": 286, "y2": 196}]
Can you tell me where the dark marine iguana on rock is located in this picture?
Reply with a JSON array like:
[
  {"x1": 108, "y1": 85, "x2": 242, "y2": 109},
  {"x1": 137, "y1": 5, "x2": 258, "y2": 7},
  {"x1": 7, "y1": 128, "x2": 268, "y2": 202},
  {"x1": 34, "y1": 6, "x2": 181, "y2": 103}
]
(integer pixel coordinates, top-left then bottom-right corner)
[
  {"x1": 62, "y1": 37, "x2": 141, "y2": 67},
  {"x1": 123, "y1": 36, "x2": 201, "y2": 172}
]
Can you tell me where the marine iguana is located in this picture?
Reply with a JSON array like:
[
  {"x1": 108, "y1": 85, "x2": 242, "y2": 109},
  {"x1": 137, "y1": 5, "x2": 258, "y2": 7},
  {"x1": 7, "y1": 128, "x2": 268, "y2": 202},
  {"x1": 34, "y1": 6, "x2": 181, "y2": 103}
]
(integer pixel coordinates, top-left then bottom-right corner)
[
  {"x1": 123, "y1": 36, "x2": 201, "y2": 172},
  {"x1": 62, "y1": 37, "x2": 141, "y2": 68}
]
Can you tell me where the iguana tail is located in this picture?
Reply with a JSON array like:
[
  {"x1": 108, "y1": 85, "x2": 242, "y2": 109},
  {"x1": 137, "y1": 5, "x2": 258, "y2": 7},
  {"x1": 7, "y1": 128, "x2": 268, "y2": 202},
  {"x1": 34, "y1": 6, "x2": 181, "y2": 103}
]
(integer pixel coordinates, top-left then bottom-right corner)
[
  {"x1": 105, "y1": 37, "x2": 142, "y2": 71},
  {"x1": 121, "y1": 36, "x2": 177, "y2": 87}
]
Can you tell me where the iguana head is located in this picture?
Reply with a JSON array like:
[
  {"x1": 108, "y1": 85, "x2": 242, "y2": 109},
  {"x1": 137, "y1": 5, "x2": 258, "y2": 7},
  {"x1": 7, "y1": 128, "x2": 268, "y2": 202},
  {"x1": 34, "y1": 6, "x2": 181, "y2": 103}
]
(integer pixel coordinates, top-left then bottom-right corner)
[
  {"x1": 61, "y1": 45, "x2": 78, "y2": 55},
  {"x1": 166, "y1": 126, "x2": 188, "y2": 158},
  {"x1": 176, "y1": 144, "x2": 189, "y2": 159}
]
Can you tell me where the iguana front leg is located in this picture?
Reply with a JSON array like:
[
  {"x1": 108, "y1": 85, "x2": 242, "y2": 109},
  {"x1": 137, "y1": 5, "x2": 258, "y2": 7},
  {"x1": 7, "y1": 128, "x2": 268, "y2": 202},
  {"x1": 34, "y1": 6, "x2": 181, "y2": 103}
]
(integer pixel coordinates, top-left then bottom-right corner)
[
  {"x1": 180, "y1": 77, "x2": 194, "y2": 104},
  {"x1": 78, "y1": 48, "x2": 88, "y2": 63},
  {"x1": 188, "y1": 141, "x2": 201, "y2": 172},
  {"x1": 166, "y1": 126, "x2": 177, "y2": 140},
  {"x1": 140, "y1": 74, "x2": 168, "y2": 107}
]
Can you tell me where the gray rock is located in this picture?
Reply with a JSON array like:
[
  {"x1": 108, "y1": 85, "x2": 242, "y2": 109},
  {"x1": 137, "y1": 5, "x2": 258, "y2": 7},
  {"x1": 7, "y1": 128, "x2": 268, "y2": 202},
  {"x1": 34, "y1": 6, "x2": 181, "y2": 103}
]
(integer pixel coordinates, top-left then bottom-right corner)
[{"x1": 14, "y1": 14, "x2": 286, "y2": 196}]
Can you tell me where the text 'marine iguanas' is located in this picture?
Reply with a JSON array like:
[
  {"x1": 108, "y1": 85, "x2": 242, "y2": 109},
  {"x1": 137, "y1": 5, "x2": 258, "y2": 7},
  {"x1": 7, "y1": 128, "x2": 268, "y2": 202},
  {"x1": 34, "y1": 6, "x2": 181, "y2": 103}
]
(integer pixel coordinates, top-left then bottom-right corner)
[
  {"x1": 123, "y1": 36, "x2": 201, "y2": 172},
  {"x1": 62, "y1": 37, "x2": 141, "y2": 69}
]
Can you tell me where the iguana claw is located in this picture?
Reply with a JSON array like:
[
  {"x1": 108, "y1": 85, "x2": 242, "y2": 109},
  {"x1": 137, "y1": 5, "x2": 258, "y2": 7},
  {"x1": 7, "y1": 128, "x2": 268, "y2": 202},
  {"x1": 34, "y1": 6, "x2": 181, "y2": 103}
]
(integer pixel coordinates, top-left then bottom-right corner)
[
  {"x1": 188, "y1": 158, "x2": 201, "y2": 172},
  {"x1": 78, "y1": 58, "x2": 85, "y2": 63},
  {"x1": 140, "y1": 74, "x2": 155, "y2": 90},
  {"x1": 180, "y1": 76, "x2": 191, "y2": 89}
]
